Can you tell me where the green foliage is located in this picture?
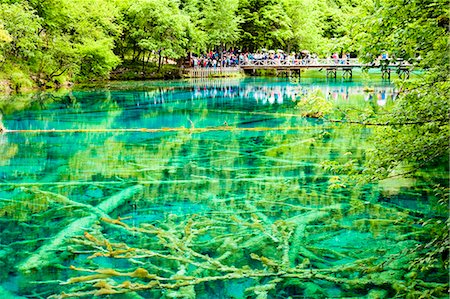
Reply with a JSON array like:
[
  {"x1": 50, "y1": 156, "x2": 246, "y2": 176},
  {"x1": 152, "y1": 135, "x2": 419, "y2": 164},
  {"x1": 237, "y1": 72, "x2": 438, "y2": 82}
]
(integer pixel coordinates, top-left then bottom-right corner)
[
  {"x1": 9, "y1": 67, "x2": 33, "y2": 91},
  {"x1": 117, "y1": 0, "x2": 190, "y2": 72},
  {"x1": 181, "y1": 0, "x2": 208, "y2": 53},
  {"x1": 33, "y1": 0, "x2": 121, "y2": 81},
  {"x1": 0, "y1": 0, "x2": 370, "y2": 87},
  {"x1": 203, "y1": 0, "x2": 241, "y2": 48},
  {"x1": 282, "y1": 0, "x2": 325, "y2": 53},
  {"x1": 322, "y1": 0, "x2": 450, "y2": 286},
  {"x1": 238, "y1": 0, "x2": 293, "y2": 50},
  {"x1": 352, "y1": 0, "x2": 450, "y2": 180},
  {"x1": 0, "y1": 0, "x2": 121, "y2": 87},
  {"x1": 296, "y1": 90, "x2": 333, "y2": 118},
  {"x1": 0, "y1": 2, "x2": 41, "y2": 59},
  {"x1": 312, "y1": 0, "x2": 450, "y2": 184},
  {"x1": 351, "y1": 0, "x2": 449, "y2": 63},
  {"x1": 77, "y1": 38, "x2": 120, "y2": 80},
  {"x1": 408, "y1": 185, "x2": 449, "y2": 284}
]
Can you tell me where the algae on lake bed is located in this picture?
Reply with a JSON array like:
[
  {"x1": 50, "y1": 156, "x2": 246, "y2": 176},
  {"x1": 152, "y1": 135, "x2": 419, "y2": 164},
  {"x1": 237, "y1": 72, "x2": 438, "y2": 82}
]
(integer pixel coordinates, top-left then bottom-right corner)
[{"x1": 0, "y1": 78, "x2": 447, "y2": 298}]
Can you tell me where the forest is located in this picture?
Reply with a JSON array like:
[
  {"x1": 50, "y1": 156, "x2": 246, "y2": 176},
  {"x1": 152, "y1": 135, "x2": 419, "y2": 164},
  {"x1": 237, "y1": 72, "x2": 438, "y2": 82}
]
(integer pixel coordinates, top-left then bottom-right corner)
[
  {"x1": 0, "y1": 0, "x2": 347, "y2": 88},
  {"x1": 0, "y1": 0, "x2": 445, "y2": 87}
]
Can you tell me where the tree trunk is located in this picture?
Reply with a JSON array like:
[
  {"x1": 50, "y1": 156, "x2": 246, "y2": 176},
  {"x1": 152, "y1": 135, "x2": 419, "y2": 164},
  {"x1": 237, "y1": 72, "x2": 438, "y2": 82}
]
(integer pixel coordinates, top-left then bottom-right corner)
[
  {"x1": 158, "y1": 50, "x2": 162, "y2": 71},
  {"x1": 220, "y1": 44, "x2": 223, "y2": 69},
  {"x1": 142, "y1": 50, "x2": 146, "y2": 74},
  {"x1": 18, "y1": 185, "x2": 144, "y2": 273}
]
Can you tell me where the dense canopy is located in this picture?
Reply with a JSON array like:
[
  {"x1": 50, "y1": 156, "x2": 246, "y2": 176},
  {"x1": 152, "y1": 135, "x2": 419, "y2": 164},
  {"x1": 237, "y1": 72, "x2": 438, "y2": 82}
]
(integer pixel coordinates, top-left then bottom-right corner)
[{"x1": 2, "y1": 0, "x2": 440, "y2": 85}]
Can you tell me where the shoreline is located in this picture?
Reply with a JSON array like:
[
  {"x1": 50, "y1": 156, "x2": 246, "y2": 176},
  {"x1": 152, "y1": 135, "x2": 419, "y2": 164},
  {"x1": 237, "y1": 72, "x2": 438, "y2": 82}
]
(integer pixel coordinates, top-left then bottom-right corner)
[{"x1": 0, "y1": 67, "x2": 413, "y2": 96}]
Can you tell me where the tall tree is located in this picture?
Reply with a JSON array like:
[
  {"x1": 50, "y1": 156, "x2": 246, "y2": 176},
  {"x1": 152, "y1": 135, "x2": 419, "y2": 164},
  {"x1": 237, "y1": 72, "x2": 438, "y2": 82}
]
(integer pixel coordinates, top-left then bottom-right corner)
[
  {"x1": 238, "y1": 0, "x2": 292, "y2": 51},
  {"x1": 282, "y1": 0, "x2": 326, "y2": 53},
  {"x1": 180, "y1": 0, "x2": 208, "y2": 55},
  {"x1": 124, "y1": 0, "x2": 189, "y2": 69},
  {"x1": 0, "y1": 0, "x2": 121, "y2": 83},
  {"x1": 203, "y1": 0, "x2": 241, "y2": 50},
  {"x1": 350, "y1": 0, "x2": 449, "y2": 178},
  {"x1": 36, "y1": 0, "x2": 121, "y2": 81},
  {"x1": 0, "y1": 2, "x2": 41, "y2": 63}
]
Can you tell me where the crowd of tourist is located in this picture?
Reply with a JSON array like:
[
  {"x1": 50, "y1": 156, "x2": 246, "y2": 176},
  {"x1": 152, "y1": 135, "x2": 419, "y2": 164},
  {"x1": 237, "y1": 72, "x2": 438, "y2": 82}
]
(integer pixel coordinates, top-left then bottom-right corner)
[{"x1": 190, "y1": 49, "x2": 354, "y2": 68}]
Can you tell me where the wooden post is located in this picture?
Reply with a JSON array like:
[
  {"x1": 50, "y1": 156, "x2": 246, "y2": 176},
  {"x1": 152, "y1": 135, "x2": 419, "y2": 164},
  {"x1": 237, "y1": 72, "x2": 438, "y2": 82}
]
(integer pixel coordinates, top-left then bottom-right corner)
[
  {"x1": 342, "y1": 68, "x2": 352, "y2": 79},
  {"x1": 381, "y1": 66, "x2": 391, "y2": 80},
  {"x1": 380, "y1": 59, "x2": 390, "y2": 80},
  {"x1": 397, "y1": 67, "x2": 410, "y2": 79},
  {"x1": 326, "y1": 68, "x2": 336, "y2": 79}
]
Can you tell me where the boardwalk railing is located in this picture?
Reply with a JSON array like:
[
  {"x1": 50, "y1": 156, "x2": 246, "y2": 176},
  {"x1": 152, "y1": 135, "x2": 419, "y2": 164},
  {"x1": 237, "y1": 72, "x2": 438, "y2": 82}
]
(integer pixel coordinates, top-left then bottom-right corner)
[
  {"x1": 240, "y1": 58, "x2": 362, "y2": 67},
  {"x1": 184, "y1": 67, "x2": 243, "y2": 78},
  {"x1": 239, "y1": 58, "x2": 410, "y2": 68},
  {"x1": 184, "y1": 58, "x2": 412, "y2": 79},
  {"x1": 238, "y1": 58, "x2": 412, "y2": 79}
]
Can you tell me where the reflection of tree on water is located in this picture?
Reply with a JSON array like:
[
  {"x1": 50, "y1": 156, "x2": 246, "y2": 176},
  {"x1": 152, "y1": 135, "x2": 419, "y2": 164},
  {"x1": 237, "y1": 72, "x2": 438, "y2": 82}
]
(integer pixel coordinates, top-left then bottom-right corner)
[
  {"x1": 183, "y1": 81, "x2": 398, "y2": 107},
  {"x1": 0, "y1": 81, "x2": 397, "y2": 115}
]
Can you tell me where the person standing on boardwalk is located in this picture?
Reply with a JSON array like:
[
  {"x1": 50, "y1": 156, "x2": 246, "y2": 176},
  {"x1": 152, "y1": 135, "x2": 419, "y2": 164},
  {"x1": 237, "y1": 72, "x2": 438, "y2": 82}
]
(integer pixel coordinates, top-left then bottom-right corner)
[{"x1": 332, "y1": 52, "x2": 339, "y2": 64}]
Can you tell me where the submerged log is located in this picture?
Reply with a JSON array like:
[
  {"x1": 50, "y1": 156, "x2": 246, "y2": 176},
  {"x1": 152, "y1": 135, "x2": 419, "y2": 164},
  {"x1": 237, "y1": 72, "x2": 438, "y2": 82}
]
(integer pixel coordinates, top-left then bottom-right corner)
[{"x1": 18, "y1": 185, "x2": 144, "y2": 273}]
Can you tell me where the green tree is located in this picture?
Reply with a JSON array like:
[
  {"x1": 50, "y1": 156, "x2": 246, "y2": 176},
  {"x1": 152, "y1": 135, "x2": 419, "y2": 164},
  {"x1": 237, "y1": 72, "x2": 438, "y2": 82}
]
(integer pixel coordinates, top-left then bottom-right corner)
[
  {"x1": 0, "y1": 0, "x2": 121, "y2": 85},
  {"x1": 0, "y1": 2, "x2": 41, "y2": 89},
  {"x1": 347, "y1": 0, "x2": 449, "y2": 287},
  {"x1": 0, "y1": 23, "x2": 12, "y2": 62},
  {"x1": 203, "y1": 0, "x2": 241, "y2": 49},
  {"x1": 0, "y1": 2, "x2": 41, "y2": 61},
  {"x1": 238, "y1": 0, "x2": 292, "y2": 51},
  {"x1": 124, "y1": 0, "x2": 189, "y2": 69},
  {"x1": 282, "y1": 0, "x2": 326, "y2": 53},
  {"x1": 352, "y1": 0, "x2": 449, "y2": 64},
  {"x1": 180, "y1": 0, "x2": 208, "y2": 55},
  {"x1": 30, "y1": 0, "x2": 121, "y2": 81},
  {"x1": 350, "y1": 0, "x2": 449, "y2": 178}
]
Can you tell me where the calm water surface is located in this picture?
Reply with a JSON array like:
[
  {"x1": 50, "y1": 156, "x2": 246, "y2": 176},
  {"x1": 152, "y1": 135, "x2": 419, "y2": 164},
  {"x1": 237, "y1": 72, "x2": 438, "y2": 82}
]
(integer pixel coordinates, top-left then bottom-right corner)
[{"x1": 0, "y1": 77, "x2": 446, "y2": 298}]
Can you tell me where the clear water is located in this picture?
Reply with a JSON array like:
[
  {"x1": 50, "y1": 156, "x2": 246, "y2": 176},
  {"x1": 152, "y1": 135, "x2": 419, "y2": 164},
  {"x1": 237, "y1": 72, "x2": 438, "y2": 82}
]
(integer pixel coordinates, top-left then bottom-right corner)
[{"x1": 0, "y1": 77, "x2": 447, "y2": 298}]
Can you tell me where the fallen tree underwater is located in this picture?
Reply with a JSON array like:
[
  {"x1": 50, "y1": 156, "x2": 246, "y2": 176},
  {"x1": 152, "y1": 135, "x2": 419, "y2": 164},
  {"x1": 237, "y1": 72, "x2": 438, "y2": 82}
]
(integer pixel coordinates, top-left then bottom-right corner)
[
  {"x1": 18, "y1": 185, "x2": 144, "y2": 273},
  {"x1": 32, "y1": 195, "x2": 448, "y2": 299},
  {"x1": 3, "y1": 125, "x2": 322, "y2": 135}
]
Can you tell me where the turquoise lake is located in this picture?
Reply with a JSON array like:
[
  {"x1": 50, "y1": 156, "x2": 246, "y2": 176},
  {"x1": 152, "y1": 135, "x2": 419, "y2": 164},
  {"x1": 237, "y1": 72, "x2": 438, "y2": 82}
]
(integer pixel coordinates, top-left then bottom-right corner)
[{"x1": 0, "y1": 77, "x2": 447, "y2": 298}]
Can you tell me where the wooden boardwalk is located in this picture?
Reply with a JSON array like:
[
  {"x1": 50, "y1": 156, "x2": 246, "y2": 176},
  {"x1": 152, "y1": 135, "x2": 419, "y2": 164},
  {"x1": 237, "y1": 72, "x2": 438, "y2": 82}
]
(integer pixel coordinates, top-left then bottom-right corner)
[
  {"x1": 184, "y1": 67, "x2": 243, "y2": 78},
  {"x1": 240, "y1": 58, "x2": 412, "y2": 79},
  {"x1": 185, "y1": 58, "x2": 412, "y2": 79}
]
